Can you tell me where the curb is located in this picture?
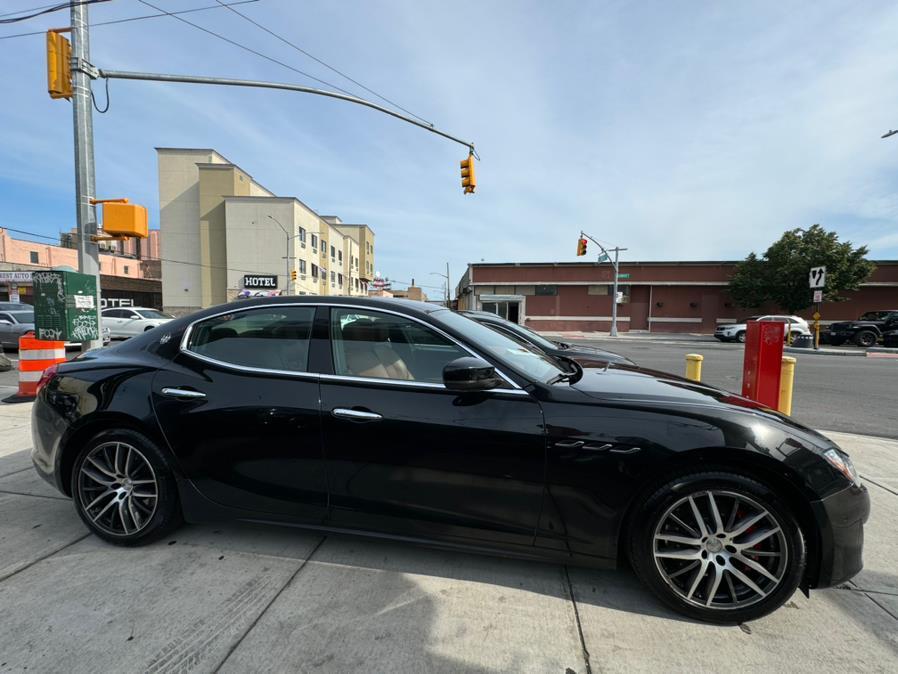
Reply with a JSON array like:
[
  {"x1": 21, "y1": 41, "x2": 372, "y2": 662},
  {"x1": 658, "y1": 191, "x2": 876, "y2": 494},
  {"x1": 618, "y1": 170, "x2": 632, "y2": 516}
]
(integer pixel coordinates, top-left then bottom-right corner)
[{"x1": 784, "y1": 346, "x2": 865, "y2": 357}]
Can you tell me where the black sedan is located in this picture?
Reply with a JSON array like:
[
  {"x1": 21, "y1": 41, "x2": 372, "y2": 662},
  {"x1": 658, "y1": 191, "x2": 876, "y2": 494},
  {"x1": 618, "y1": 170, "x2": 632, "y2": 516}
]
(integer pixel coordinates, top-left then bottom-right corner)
[
  {"x1": 459, "y1": 310, "x2": 634, "y2": 366},
  {"x1": 31, "y1": 297, "x2": 868, "y2": 624}
]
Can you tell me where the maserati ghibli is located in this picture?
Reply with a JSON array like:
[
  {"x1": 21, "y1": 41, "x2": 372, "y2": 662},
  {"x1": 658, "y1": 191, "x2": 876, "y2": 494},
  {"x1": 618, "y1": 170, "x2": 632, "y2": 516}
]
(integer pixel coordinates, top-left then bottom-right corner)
[{"x1": 30, "y1": 297, "x2": 869, "y2": 623}]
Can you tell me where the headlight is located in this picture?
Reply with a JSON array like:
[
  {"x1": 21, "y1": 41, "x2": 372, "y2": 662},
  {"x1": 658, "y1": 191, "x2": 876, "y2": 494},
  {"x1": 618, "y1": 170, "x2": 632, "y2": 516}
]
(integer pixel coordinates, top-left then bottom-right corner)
[{"x1": 823, "y1": 448, "x2": 861, "y2": 486}]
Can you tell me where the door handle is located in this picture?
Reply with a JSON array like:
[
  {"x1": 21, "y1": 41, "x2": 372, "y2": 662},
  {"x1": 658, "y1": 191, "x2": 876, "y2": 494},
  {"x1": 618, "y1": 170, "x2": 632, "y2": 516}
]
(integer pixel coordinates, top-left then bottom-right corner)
[
  {"x1": 332, "y1": 407, "x2": 382, "y2": 422},
  {"x1": 553, "y1": 440, "x2": 584, "y2": 449},
  {"x1": 161, "y1": 387, "x2": 206, "y2": 400}
]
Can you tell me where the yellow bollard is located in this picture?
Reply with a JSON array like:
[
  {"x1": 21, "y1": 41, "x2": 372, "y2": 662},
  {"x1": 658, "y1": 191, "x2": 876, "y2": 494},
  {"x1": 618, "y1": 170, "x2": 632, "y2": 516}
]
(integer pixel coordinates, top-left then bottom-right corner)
[
  {"x1": 685, "y1": 353, "x2": 703, "y2": 382},
  {"x1": 778, "y1": 356, "x2": 797, "y2": 415}
]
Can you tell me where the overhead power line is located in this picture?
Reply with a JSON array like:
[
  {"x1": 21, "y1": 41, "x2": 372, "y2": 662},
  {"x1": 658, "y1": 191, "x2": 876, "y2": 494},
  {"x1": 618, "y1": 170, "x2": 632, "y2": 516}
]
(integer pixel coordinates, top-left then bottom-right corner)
[
  {"x1": 0, "y1": 0, "x2": 110, "y2": 24},
  {"x1": 211, "y1": 0, "x2": 433, "y2": 127},
  {"x1": 136, "y1": 0, "x2": 371, "y2": 100},
  {"x1": 0, "y1": 0, "x2": 262, "y2": 41}
]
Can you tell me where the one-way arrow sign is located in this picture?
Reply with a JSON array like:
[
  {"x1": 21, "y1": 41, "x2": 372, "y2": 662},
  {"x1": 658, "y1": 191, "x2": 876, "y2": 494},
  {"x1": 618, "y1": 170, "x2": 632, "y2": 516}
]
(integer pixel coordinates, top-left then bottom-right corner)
[{"x1": 809, "y1": 266, "x2": 826, "y2": 289}]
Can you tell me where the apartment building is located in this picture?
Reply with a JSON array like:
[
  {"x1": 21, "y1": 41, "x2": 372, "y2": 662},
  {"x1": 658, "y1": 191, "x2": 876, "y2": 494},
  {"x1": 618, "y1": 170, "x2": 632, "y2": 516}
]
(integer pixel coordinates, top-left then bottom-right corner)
[{"x1": 157, "y1": 148, "x2": 376, "y2": 315}]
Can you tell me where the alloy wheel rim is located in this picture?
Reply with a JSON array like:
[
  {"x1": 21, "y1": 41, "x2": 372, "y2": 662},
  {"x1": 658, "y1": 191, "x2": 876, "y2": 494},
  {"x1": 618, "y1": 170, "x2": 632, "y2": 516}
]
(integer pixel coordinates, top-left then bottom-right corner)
[
  {"x1": 77, "y1": 442, "x2": 158, "y2": 536},
  {"x1": 652, "y1": 490, "x2": 788, "y2": 610}
]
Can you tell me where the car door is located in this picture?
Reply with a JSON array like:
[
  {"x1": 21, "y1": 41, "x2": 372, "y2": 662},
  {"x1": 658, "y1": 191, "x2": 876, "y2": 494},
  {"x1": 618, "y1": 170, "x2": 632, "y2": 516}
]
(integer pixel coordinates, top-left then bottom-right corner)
[
  {"x1": 0, "y1": 312, "x2": 13, "y2": 348},
  {"x1": 151, "y1": 304, "x2": 328, "y2": 520},
  {"x1": 101, "y1": 309, "x2": 124, "y2": 337},
  {"x1": 316, "y1": 305, "x2": 547, "y2": 552},
  {"x1": 120, "y1": 309, "x2": 144, "y2": 336}
]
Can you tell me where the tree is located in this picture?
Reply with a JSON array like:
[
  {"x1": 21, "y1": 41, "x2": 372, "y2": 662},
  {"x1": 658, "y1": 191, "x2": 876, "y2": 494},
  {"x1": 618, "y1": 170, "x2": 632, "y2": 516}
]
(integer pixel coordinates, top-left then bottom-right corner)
[{"x1": 729, "y1": 225, "x2": 875, "y2": 313}]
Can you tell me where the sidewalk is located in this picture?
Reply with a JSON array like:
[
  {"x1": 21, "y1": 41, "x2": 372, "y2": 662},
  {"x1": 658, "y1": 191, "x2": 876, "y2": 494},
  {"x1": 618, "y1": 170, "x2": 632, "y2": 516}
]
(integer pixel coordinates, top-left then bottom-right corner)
[{"x1": 1, "y1": 403, "x2": 896, "y2": 671}]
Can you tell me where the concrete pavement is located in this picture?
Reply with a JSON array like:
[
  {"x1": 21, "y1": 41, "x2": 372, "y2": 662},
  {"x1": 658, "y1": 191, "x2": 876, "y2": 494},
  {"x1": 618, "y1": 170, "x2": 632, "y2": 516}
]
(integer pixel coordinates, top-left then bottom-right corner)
[{"x1": 1, "y1": 401, "x2": 896, "y2": 672}]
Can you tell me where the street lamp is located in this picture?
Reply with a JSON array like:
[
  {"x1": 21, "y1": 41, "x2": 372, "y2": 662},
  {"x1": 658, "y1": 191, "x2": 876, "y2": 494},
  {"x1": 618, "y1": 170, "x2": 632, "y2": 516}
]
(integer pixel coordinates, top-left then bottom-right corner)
[
  {"x1": 267, "y1": 215, "x2": 303, "y2": 295},
  {"x1": 882, "y1": 129, "x2": 898, "y2": 139},
  {"x1": 430, "y1": 263, "x2": 450, "y2": 307}
]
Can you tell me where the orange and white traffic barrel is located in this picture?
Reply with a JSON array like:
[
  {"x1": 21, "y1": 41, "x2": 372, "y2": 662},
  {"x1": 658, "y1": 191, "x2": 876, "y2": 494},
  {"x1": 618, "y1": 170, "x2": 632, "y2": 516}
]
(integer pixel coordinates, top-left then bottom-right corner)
[{"x1": 17, "y1": 333, "x2": 66, "y2": 399}]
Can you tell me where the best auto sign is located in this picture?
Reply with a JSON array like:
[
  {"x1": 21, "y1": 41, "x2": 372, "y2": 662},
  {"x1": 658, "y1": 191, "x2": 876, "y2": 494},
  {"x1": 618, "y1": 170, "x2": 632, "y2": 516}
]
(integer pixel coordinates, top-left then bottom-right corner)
[{"x1": 243, "y1": 274, "x2": 278, "y2": 289}]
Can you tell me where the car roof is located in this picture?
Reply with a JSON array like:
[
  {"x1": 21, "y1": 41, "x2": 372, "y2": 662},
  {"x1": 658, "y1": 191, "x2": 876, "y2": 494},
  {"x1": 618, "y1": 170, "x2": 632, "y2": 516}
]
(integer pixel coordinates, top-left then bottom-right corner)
[
  {"x1": 195, "y1": 295, "x2": 445, "y2": 321},
  {"x1": 103, "y1": 306, "x2": 158, "y2": 311}
]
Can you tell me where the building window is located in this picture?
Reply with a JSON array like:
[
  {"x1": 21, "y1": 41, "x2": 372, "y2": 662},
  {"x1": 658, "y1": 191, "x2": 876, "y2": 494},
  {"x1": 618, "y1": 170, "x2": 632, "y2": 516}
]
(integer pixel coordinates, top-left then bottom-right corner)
[
  {"x1": 311, "y1": 234, "x2": 318, "y2": 250},
  {"x1": 330, "y1": 245, "x2": 336, "y2": 260},
  {"x1": 330, "y1": 271, "x2": 335, "y2": 285},
  {"x1": 588, "y1": 285, "x2": 609, "y2": 295},
  {"x1": 321, "y1": 238, "x2": 326, "y2": 252},
  {"x1": 299, "y1": 260, "x2": 307, "y2": 274},
  {"x1": 338, "y1": 273, "x2": 343, "y2": 287},
  {"x1": 535, "y1": 285, "x2": 557, "y2": 296},
  {"x1": 299, "y1": 227, "x2": 307, "y2": 244},
  {"x1": 30, "y1": 251, "x2": 39, "y2": 264},
  {"x1": 311, "y1": 263, "x2": 318, "y2": 278},
  {"x1": 338, "y1": 250, "x2": 343, "y2": 264},
  {"x1": 124, "y1": 265, "x2": 130, "y2": 274}
]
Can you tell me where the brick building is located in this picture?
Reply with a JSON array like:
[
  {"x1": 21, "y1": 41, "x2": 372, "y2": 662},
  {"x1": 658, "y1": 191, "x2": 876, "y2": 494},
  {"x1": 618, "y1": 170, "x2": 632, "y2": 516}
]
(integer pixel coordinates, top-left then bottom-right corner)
[{"x1": 456, "y1": 261, "x2": 898, "y2": 333}]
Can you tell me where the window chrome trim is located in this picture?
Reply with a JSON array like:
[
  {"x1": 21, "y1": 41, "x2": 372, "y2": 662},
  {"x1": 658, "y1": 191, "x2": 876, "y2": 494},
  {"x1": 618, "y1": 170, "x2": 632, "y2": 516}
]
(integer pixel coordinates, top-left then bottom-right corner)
[
  {"x1": 318, "y1": 372, "x2": 529, "y2": 395},
  {"x1": 179, "y1": 301, "x2": 525, "y2": 390}
]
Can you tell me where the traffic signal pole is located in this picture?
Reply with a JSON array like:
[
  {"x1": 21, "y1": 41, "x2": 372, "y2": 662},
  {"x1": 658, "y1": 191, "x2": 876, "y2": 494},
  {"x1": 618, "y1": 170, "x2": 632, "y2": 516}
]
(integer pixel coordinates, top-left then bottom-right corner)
[
  {"x1": 70, "y1": 3, "x2": 103, "y2": 351},
  {"x1": 580, "y1": 231, "x2": 627, "y2": 337}
]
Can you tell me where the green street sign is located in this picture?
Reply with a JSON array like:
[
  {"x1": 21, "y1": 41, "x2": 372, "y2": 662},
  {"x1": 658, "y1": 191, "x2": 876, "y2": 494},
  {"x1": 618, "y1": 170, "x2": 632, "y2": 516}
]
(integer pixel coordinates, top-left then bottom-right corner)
[{"x1": 617, "y1": 273, "x2": 630, "y2": 279}]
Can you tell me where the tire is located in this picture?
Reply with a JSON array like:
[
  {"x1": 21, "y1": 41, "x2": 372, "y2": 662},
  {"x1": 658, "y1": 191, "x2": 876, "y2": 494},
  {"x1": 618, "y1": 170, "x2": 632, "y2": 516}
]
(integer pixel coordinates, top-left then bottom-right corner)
[
  {"x1": 736, "y1": 331, "x2": 746, "y2": 344},
  {"x1": 853, "y1": 330, "x2": 877, "y2": 348},
  {"x1": 71, "y1": 428, "x2": 183, "y2": 546},
  {"x1": 629, "y1": 471, "x2": 806, "y2": 624}
]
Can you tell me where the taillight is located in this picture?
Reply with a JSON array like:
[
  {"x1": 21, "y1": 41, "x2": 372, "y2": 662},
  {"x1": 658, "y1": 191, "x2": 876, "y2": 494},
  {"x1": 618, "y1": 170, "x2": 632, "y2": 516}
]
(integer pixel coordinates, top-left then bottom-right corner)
[{"x1": 36, "y1": 364, "x2": 60, "y2": 393}]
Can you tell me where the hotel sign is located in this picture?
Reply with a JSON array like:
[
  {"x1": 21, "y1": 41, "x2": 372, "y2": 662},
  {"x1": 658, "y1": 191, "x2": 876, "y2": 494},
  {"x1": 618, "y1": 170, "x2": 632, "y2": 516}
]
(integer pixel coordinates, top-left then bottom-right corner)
[{"x1": 243, "y1": 274, "x2": 278, "y2": 289}]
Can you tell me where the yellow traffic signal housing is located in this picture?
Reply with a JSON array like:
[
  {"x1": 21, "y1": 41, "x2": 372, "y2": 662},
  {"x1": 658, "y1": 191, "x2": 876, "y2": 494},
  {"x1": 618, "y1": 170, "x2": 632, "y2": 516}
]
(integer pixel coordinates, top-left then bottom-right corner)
[
  {"x1": 95, "y1": 199, "x2": 149, "y2": 239},
  {"x1": 576, "y1": 237, "x2": 588, "y2": 256},
  {"x1": 460, "y1": 154, "x2": 476, "y2": 194},
  {"x1": 46, "y1": 30, "x2": 72, "y2": 100},
  {"x1": 291, "y1": 270, "x2": 297, "y2": 281}
]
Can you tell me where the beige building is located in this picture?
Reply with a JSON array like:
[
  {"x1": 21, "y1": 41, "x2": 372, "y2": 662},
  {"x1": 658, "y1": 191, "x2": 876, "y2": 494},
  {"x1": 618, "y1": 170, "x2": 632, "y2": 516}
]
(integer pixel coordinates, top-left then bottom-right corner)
[{"x1": 157, "y1": 148, "x2": 375, "y2": 315}]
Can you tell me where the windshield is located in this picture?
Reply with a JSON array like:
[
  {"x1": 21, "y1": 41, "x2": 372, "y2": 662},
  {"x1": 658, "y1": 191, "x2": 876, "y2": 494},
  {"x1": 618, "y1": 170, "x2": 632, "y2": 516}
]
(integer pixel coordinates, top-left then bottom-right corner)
[
  {"x1": 136, "y1": 309, "x2": 171, "y2": 319},
  {"x1": 435, "y1": 311, "x2": 565, "y2": 383},
  {"x1": 8, "y1": 311, "x2": 33, "y2": 324}
]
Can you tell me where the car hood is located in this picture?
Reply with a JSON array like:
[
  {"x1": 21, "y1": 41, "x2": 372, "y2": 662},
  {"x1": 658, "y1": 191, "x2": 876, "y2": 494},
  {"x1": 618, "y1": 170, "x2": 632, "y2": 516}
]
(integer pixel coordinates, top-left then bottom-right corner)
[
  {"x1": 561, "y1": 344, "x2": 634, "y2": 365},
  {"x1": 564, "y1": 363, "x2": 835, "y2": 448}
]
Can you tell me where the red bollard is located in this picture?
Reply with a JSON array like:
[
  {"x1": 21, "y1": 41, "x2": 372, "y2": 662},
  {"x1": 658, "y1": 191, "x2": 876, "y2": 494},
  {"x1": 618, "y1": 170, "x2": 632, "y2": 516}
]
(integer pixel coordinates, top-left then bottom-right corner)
[{"x1": 741, "y1": 321, "x2": 785, "y2": 408}]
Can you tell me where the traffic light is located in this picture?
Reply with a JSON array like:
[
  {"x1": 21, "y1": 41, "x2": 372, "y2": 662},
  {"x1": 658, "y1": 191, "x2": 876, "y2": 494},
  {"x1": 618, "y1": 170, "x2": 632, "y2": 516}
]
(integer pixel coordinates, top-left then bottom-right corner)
[
  {"x1": 576, "y1": 237, "x2": 588, "y2": 256},
  {"x1": 290, "y1": 270, "x2": 297, "y2": 281},
  {"x1": 460, "y1": 153, "x2": 476, "y2": 194},
  {"x1": 46, "y1": 30, "x2": 72, "y2": 100}
]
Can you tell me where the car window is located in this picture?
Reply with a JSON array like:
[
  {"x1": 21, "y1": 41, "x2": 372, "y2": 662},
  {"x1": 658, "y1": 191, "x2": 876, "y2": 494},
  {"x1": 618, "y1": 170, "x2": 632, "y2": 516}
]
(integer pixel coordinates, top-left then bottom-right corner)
[
  {"x1": 136, "y1": 309, "x2": 170, "y2": 319},
  {"x1": 432, "y1": 310, "x2": 566, "y2": 383},
  {"x1": 9, "y1": 311, "x2": 33, "y2": 324},
  {"x1": 0, "y1": 312, "x2": 12, "y2": 323},
  {"x1": 859, "y1": 312, "x2": 886, "y2": 321},
  {"x1": 186, "y1": 306, "x2": 315, "y2": 372},
  {"x1": 103, "y1": 309, "x2": 126, "y2": 318},
  {"x1": 331, "y1": 308, "x2": 469, "y2": 384}
]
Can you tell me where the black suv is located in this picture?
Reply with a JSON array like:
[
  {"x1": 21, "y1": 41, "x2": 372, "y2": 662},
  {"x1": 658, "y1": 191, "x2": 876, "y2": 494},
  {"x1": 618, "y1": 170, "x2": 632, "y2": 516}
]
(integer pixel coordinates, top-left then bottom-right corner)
[{"x1": 826, "y1": 310, "x2": 898, "y2": 347}]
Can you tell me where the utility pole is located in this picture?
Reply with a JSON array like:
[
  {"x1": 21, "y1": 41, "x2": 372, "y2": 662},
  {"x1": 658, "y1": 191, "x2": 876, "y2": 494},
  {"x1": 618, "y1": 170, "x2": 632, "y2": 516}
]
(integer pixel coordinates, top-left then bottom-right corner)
[
  {"x1": 70, "y1": 3, "x2": 102, "y2": 351},
  {"x1": 267, "y1": 215, "x2": 297, "y2": 295},
  {"x1": 446, "y1": 261, "x2": 451, "y2": 308},
  {"x1": 580, "y1": 231, "x2": 627, "y2": 337}
]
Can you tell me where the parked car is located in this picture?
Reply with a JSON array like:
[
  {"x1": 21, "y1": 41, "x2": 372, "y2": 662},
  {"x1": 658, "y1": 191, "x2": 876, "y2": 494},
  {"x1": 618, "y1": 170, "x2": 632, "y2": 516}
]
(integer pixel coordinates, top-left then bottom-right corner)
[
  {"x1": 715, "y1": 315, "x2": 811, "y2": 343},
  {"x1": 459, "y1": 310, "x2": 634, "y2": 366},
  {"x1": 826, "y1": 310, "x2": 898, "y2": 347},
  {"x1": 0, "y1": 307, "x2": 111, "y2": 349},
  {"x1": 101, "y1": 307, "x2": 174, "y2": 339},
  {"x1": 883, "y1": 328, "x2": 898, "y2": 348},
  {"x1": 32, "y1": 297, "x2": 868, "y2": 624}
]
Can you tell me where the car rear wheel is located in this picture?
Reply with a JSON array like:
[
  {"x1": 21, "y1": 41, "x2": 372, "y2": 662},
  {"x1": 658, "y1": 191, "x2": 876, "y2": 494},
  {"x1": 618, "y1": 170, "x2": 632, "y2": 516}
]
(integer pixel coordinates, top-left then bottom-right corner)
[
  {"x1": 853, "y1": 330, "x2": 877, "y2": 348},
  {"x1": 71, "y1": 429, "x2": 182, "y2": 546},
  {"x1": 629, "y1": 471, "x2": 806, "y2": 624},
  {"x1": 736, "y1": 331, "x2": 746, "y2": 343}
]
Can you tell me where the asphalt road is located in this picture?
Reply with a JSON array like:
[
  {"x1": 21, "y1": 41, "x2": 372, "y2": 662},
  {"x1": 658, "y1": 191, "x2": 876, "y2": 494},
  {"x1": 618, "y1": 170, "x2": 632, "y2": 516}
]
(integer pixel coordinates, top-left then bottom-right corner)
[{"x1": 579, "y1": 338, "x2": 898, "y2": 439}]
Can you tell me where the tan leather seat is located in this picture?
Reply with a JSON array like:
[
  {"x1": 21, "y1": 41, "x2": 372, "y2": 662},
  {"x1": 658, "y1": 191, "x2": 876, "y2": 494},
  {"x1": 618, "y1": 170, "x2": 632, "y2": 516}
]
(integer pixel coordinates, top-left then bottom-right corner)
[{"x1": 341, "y1": 320, "x2": 413, "y2": 380}]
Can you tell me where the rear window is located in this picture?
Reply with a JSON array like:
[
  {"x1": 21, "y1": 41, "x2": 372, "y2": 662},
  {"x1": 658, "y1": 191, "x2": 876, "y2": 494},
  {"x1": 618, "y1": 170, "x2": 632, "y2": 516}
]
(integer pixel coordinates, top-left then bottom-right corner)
[{"x1": 186, "y1": 307, "x2": 315, "y2": 373}]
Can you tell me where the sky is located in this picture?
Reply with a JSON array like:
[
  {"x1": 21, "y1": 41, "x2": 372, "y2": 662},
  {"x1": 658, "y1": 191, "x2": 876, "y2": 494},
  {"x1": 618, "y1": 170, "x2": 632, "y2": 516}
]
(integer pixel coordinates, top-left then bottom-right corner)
[{"x1": 2, "y1": 0, "x2": 898, "y2": 295}]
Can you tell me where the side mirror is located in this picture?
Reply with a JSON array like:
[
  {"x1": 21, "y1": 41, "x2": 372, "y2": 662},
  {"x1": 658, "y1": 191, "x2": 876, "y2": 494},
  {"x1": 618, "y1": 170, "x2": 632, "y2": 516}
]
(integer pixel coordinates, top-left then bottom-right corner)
[{"x1": 443, "y1": 356, "x2": 503, "y2": 392}]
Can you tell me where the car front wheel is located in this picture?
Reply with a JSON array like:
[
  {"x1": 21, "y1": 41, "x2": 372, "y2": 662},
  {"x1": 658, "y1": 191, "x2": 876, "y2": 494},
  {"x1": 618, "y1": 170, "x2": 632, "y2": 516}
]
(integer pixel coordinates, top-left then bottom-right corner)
[
  {"x1": 71, "y1": 429, "x2": 182, "y2": 546},
  {"x1": 853, "y1": 330, "x2": 877, "y2": 348},
  {"x1": 736, "y1": 331, "x2": 746, "y2": 343},
  {"x1": 629, "y1": 471, "x2": 806, "y2": 624}
]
